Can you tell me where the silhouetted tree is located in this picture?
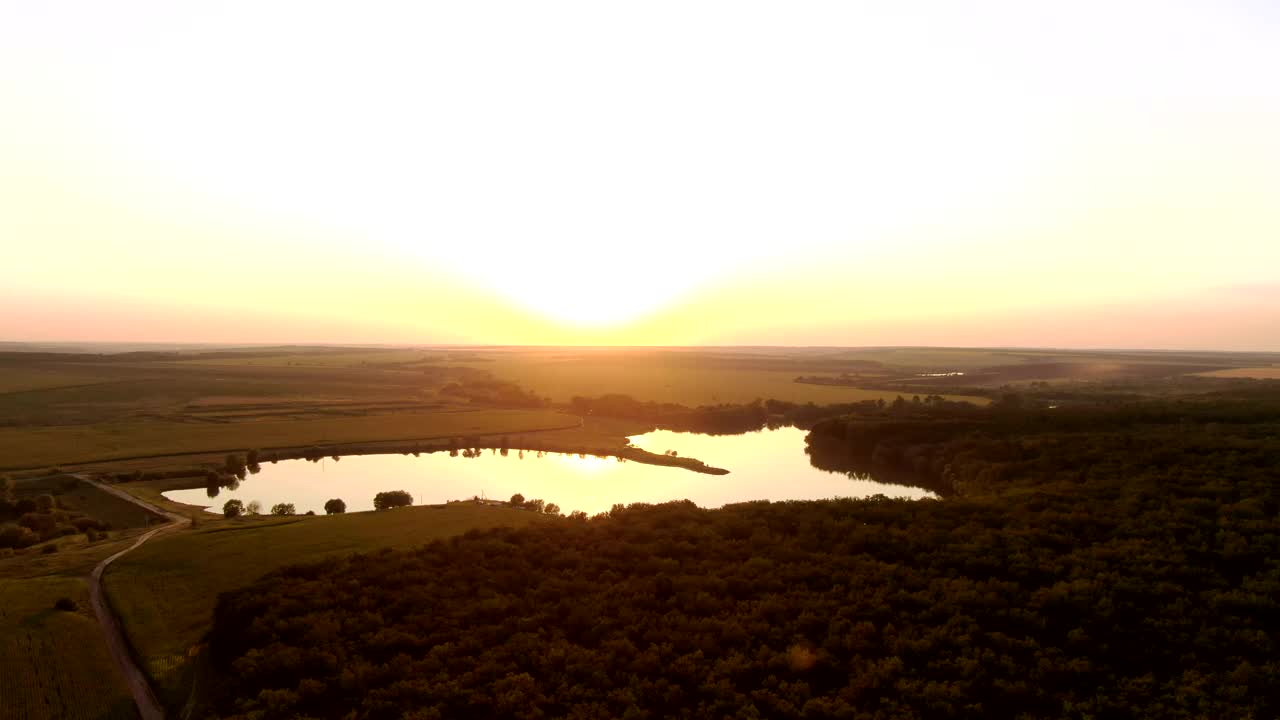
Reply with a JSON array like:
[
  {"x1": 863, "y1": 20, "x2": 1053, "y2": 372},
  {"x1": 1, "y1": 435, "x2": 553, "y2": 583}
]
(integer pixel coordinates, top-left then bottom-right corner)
[
  {"x1": 324, "y1": 498, "x2": 347, "y2": 515},
  {"x1": 510, "y1": 493, "x2": 525, "y2": 507},
  {"x1": 222, "y1": 499, "x2": 244, "y2": 518},
  {"x1": 270, "y1": 503, "x2": 296, "y2": 516},
  {"x1": 373, "y1": 490, "x2": 412, "y2": 511}
]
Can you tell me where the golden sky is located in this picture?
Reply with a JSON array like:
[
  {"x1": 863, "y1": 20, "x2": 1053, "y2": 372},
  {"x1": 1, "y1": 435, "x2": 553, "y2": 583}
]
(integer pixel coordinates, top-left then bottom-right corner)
[{"x1": 3, "y1": 2, "x2": 1278, "y2": 349}]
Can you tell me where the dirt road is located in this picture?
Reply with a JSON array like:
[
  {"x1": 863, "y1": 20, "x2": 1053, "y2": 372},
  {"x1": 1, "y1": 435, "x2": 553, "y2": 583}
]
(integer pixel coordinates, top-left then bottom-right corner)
[{"x1": 80, "y1": 475, "x2": 190, "y2": 720}]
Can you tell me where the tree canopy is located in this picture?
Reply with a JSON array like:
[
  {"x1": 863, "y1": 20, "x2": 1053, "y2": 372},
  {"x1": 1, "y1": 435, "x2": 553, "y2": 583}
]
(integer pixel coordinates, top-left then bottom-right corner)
[{"x1": 373, "y1": 490, "x2": 413, "y2": 511}]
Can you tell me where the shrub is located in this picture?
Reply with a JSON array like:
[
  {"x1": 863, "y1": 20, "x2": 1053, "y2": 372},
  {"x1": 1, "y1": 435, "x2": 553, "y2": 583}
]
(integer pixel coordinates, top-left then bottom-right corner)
[
  {"x1": 223, "y1": 499, "x2": 245, "y2": 519},
  {"x1": 0, "y1": 524, "x2": 37, "y2": 549},
  {"x1": 270, "y1": 503, "x2": 296, "y2": 516},
  {"x1": 373, "y1": 490, "x2": 412, "y2": 511},
  {"x1": 324, "y1": 498, "x2": 347, "y2": 515},
  {"x1": 19, "y1": 512, "x2": 57, "y2": 538},
  {"x1": 72, "y1": 517, "x2": 101, "y2": 532}
]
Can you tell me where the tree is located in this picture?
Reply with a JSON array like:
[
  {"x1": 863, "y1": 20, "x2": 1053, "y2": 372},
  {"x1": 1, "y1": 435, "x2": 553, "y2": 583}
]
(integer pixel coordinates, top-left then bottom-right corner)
[
  {"x1": 223, "y1": 499, "x2": 244, "y2": 518},
  {"x1": 525, "y1": 498, "x2": 545, "y2": 513},
  {"x1": 510, "y1": 493, "x2": 525, "y2": 507},
  {"x1": 324, "y1": 498, "x2": 347, "y2": 515},
  {"x1": 373, "y1": 490, "x2": 413, "y2": 511},
  {"x1": 544, "y1": 503, "x2": 560, "y2": 516},
  {"x1": 246, "y1": 500, "x2": 262, "y2": 515},
  {"x1": 270, "y1": 503, "x2": 296, "y2": 516}
]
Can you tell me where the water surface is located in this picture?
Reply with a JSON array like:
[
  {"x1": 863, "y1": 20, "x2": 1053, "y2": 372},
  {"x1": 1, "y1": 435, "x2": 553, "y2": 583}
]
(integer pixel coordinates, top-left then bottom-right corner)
[{"x1": 166, "y1": 427, "x2": 934, "y2": 515}]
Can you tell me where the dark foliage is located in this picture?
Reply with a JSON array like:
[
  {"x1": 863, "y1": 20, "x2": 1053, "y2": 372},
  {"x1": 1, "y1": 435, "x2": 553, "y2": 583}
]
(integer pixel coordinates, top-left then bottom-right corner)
[
  {"x1": 0, "y1": 490, "x2": 105, "y2": 549},
  {"x1": 209, "y1": 390, "x2": 1280, "y2": 719},
  {"x1": 569, "y1": 394, "x2": 771, "y2": 435},
  {"x1": 373, "y1": 490, "x2": 413, "y2": 511},
  {"x1": 440, "y1": 379, "x2": 548, "y2": 408},
  {"x1": 324, "y1": 498, "x2": 346, "y2": 515}
]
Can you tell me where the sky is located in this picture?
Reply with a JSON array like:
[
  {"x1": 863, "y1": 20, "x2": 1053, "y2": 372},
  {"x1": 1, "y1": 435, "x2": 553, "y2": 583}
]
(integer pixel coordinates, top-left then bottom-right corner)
[{"x1": 2, "y1": 1, "x2": 1278, "y2": 349}]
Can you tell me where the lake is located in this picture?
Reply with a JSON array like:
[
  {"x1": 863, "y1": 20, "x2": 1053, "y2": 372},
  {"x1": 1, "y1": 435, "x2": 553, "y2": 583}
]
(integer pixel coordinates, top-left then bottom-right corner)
[{"x1": 165, "y1": 426, "x2": 935, "y2": 515}]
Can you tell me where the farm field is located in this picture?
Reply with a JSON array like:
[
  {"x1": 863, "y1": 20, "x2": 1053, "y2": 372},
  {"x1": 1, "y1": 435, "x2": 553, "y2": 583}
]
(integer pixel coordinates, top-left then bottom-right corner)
[
  {"x1": 0, "y1": 561, "x2": 141, "y2": 720},
  {"x1": 0, "y1": 408, "x2": 580, "y2": 470},
  {"x1": 1195, "y1": 366, "x2": 1280, "y2": 379},
  {"x1": 6, "y1": 345, "x2": 1279, "y2": 473},
  {"x1": 11, "y1": 475, "x2": 163, "y2": 531},
  {"x1": 105, "y1": 503, "x2": 553, "y2": 710},
  {"x1": 453, "y1": 351, "x2": 991, "y2": 405},
  {"x1": 0, "y1": 368, "x2": 121, "y2": 394}
]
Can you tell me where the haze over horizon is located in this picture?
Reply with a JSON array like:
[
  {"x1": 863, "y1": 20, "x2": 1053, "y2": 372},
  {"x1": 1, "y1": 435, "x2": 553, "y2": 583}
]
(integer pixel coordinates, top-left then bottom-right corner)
[{"x1": 3, "y1": 2, "x2": 1278, "y2": 350}]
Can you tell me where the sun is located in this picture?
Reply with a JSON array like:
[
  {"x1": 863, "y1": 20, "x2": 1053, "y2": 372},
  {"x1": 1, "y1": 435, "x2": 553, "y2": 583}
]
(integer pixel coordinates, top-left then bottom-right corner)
[{"x1": 461, "y1": 256, "x2": 708, "y2": 329}]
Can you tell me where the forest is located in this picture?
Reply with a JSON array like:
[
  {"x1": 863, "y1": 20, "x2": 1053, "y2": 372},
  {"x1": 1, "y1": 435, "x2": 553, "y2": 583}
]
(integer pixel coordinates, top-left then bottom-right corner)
[{"x1": 206, "y1": 384, "x2": 1280, "y2": 719}]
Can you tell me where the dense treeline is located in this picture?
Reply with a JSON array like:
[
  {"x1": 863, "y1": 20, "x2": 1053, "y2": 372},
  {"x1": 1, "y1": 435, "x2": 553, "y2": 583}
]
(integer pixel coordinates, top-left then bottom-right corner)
[
  {"x1": 208, "y1": 387, "x2": 1279, "y2": 719},
  {"x1": 568, "y1": 393, "x2": 979, "y2": 435},
  {"x1": 807, "y1": 384, "x2": 1280, "y2": 496},
  {"x1": 0, "y1": 487, "x2": 113, "y2": 549},
  {"x1": 440, "y1": 378, "x2": 549, "y2": 408}
]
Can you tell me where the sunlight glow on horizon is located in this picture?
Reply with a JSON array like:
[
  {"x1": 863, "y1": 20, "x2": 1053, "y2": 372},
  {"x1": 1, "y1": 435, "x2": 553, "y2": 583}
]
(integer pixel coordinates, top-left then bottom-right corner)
[{"x1": 2, "y1": 1, "x2": 1278, "y2": 348}]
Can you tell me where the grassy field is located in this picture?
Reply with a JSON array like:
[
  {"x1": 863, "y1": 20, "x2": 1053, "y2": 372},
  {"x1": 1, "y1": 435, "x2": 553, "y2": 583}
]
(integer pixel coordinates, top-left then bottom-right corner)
[
  {"x1": 0, "y1": 409, "x2": 580, "y2": 470},
  {"x1": 1195, "y1": 366, "x2": 1280, "y2": 379},
  {"x1": 12, "y1": 475, "x2": 163, "y2": 530},
  {"x1": 0, "y1": 369, "x2": 121, "y2": 394},
  {"x1": 105, "y1": 503, "x2": 552, "y2": 710},
  {"x1": 0, "y1": 534, "x2": 145, "y2": 720},
  {"x1": 455, "y1": 352, "x2": 990, "y2": 405},
  {"x1": 178, "y1": 348, "x2": 440, "y2": 367},
  {"x1": 14, "y1": 344, "x2": 1276, "y2": 472},
  {"x1": 0, "y1": 577, "x2": 139, "y2": 720}
]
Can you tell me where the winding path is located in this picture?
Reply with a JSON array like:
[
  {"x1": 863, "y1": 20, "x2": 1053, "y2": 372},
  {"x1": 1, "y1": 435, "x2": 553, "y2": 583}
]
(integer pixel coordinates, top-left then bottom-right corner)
[{"x1": 79, "y1": 475, "x2": 190, "y2": 720}]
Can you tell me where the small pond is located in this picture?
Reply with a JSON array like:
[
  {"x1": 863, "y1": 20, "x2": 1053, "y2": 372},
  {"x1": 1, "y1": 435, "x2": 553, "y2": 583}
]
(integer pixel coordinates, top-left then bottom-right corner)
[{"x1": 165, "y1": 427, "x2": 935, "y2": 515}]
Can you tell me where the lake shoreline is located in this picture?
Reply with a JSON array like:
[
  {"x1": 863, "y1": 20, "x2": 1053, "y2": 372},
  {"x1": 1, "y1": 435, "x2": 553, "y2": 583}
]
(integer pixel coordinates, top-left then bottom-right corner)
[{"x1": 163, "y1": 427, "x2": 936, "y2": 517}]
